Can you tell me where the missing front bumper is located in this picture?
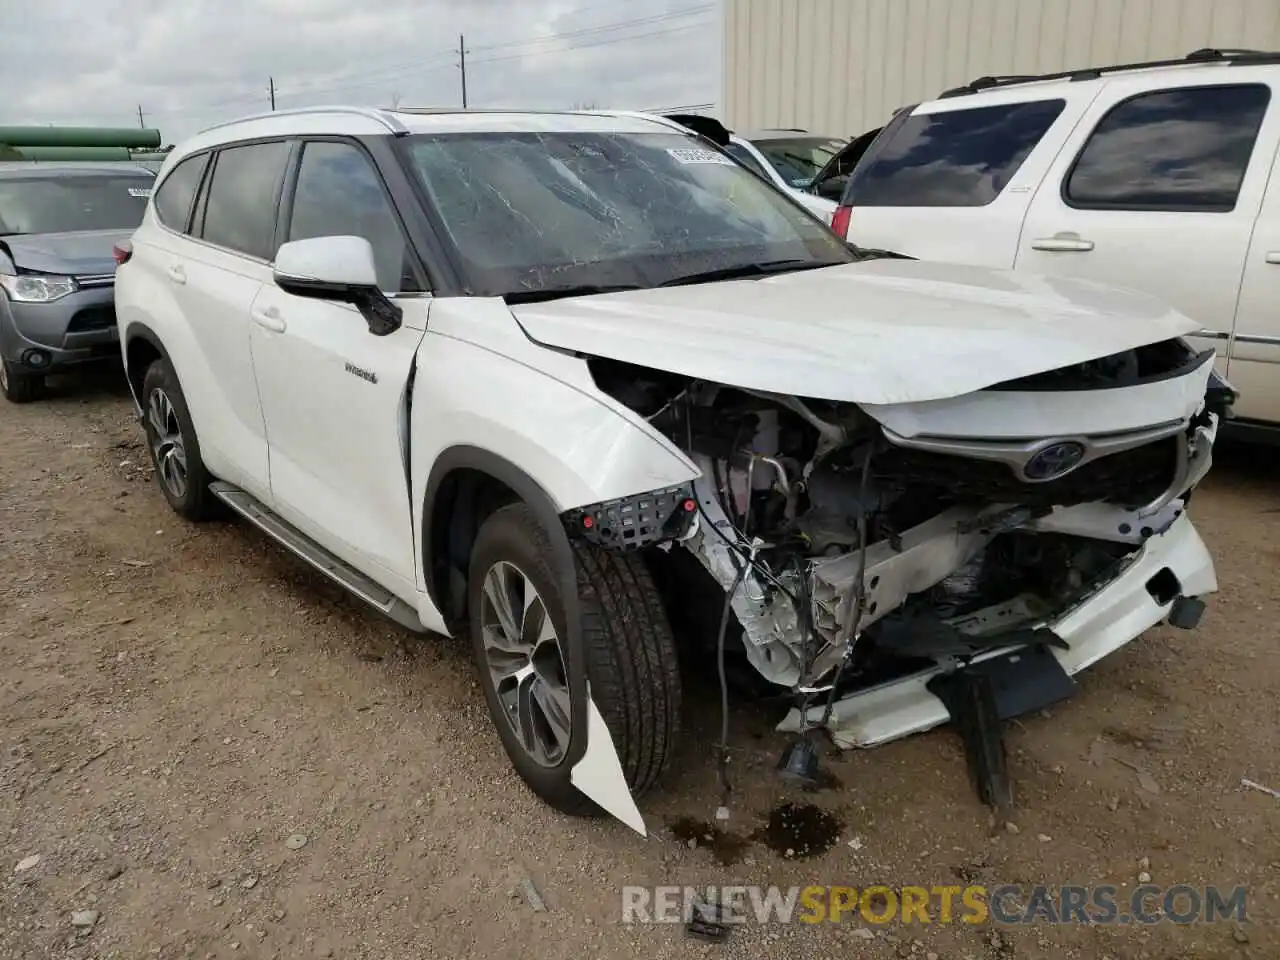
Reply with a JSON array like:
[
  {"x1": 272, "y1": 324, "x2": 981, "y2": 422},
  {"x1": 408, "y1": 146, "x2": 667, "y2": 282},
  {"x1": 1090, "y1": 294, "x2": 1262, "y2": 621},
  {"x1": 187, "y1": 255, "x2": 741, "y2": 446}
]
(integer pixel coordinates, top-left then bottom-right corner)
[{"x1": 778, "y1": 509, "x2": 1216, "y2": 748}]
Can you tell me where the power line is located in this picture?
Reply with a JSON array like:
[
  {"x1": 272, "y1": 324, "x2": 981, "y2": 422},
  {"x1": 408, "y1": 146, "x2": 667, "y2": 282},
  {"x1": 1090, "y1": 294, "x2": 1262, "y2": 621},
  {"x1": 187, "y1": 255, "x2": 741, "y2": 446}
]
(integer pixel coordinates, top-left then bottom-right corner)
[{"x1": 467, "y1": 19, "x2": 713, "y2": 68}]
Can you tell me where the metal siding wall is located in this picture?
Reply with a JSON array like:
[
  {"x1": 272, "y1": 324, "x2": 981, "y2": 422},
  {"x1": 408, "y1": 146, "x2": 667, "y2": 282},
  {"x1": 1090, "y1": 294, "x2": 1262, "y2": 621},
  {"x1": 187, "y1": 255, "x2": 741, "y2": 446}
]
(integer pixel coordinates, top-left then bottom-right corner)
[{"x1": 722, "y1": 0, "x2": 1280, "y2": 134}]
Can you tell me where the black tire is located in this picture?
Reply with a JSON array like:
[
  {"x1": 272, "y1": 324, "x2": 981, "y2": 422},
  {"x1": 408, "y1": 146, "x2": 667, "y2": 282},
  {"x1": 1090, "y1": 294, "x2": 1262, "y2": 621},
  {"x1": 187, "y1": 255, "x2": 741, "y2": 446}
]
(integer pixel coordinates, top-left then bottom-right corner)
[
  {"x1": 0, "y1": 357, "x2": 44, "y2": 403},
  {"x1": 467, "y1": 502, "x2": 681, "y2": 816},
  {"x1": 140, "y1": 357, "x2": 216, "y2": 521}
]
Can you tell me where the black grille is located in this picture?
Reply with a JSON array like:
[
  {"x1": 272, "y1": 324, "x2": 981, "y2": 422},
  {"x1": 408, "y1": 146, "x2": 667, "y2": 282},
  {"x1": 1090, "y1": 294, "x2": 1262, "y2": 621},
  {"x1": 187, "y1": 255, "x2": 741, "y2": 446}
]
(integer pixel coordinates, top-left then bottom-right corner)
[
  {"x1": 67, "y1": 306, "x2": 116, "y2": 333},
  {"x1": 878, "y1": 436, "x2": 1179, "y2": 509}
]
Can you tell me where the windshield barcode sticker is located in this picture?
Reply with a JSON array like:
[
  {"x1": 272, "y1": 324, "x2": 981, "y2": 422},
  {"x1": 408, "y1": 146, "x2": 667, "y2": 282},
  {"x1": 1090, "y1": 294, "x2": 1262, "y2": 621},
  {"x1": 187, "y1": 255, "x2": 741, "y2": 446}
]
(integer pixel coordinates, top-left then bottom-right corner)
[
  {"x1": 128, "y1": 187, "x2": 151, "y2": 197},
  {"x1": 667, "y1": 147, "x2": 734, "y2": 166}
]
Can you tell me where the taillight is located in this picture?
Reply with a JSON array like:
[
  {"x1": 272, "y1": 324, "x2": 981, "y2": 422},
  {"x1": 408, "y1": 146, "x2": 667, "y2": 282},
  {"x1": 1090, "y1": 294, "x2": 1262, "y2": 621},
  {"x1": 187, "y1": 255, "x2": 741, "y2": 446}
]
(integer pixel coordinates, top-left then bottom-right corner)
[
  {"x1": 830, "y1": 204, "x2": 852, "y2": 238},
  {"x1": 112, "y1": 241, "x2": 133, "y2": 266}
]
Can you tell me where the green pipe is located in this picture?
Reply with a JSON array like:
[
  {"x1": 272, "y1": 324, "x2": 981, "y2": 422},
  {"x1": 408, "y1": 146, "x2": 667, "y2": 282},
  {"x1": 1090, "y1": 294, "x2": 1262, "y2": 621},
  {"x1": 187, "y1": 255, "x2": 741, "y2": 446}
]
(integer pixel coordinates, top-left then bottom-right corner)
[
  {"x1": 0, "y1": 126, "x2": 162, "y2": 149},
  {"x1": 0, "y1": 146, "x2": 137, "y2": 161}
]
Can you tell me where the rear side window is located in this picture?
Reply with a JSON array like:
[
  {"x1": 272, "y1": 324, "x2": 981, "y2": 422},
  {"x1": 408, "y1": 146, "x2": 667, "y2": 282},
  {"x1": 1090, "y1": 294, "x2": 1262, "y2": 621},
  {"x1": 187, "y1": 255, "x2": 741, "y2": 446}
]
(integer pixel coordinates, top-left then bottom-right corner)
[
  {"x1": 1065, "y1": 84, "x2": 1272, "y2": 212},
  {"x1": 846, "y1": 99, "x2": 1065, "y2": 207},
  {"x1": 200, "y1": 141, "x2": 291, "y2": 260},
  {"x1": 153, "y1": 153, "x2": 208, "y2": 232},
  {"x1": 286, "y1": 141, "x2": 416, "y2": 291}
]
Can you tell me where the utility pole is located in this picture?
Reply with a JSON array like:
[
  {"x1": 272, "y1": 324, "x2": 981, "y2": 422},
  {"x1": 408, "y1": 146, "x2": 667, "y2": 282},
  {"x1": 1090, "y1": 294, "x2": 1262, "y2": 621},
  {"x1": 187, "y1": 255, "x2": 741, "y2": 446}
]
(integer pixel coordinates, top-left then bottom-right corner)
[
  {"x1": 458, "y1": 34, "x2": 468, "y2": 109},
  {"x1": 137, "y1": 104, "x2": 145, "y2": 128},
  {"x1": 269, "y1": 77, "x2": 276, "y2": 111}
]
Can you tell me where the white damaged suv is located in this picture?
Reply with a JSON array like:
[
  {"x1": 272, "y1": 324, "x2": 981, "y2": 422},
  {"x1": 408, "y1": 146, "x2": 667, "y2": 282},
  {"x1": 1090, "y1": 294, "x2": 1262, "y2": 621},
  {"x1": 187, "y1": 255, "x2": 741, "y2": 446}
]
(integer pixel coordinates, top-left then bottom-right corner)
[{"x1": 114, "y1": 106, "x2": 1228, "y2": 834}]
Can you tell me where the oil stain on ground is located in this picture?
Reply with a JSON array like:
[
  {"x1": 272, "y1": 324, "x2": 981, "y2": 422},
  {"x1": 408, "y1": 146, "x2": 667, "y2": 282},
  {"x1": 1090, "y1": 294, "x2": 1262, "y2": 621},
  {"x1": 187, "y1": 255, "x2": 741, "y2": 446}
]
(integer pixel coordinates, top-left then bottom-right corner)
[
  {"x1": 669, "y1": 817, "x2": 753, "y2": 866},
  {"x1": 752, "y1": 803, "x2": 843, "y2": 859},
  {"x1": 669, "y1": 802, "x2": 844, "y2": 865}
]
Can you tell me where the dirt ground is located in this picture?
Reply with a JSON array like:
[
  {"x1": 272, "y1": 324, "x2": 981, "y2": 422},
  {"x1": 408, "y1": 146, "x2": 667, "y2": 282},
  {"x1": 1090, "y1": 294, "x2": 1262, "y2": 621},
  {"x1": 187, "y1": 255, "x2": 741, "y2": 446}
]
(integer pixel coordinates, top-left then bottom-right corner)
[{"x1": 2, "y1": 369, "x2": 1277, "y2": 960}]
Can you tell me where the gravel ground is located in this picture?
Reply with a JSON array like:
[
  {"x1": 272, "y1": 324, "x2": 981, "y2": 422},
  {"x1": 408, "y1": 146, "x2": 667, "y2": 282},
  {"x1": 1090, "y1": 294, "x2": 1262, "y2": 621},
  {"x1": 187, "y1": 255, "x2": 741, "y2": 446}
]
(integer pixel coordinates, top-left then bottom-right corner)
[{"x1": 2, "y1": 369, "x2": 1277, "y2": 960}]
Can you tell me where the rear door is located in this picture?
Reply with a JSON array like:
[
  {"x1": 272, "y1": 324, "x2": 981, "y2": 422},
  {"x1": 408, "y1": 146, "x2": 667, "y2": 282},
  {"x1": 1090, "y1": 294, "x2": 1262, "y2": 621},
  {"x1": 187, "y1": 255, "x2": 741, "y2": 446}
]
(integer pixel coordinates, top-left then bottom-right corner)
[
  {"x1": 838, "y1": 91, "x2": 1093, "y2": 266},
  {"x1": 158, "y1": 141, "x2": 292, "y2": 502},
  {"x1": 1016, "y1": 76, "x2": 1280, "y2": 371},
  {"x1": 1229, "y1": 133, "x2": 1280, "y2": 424}
]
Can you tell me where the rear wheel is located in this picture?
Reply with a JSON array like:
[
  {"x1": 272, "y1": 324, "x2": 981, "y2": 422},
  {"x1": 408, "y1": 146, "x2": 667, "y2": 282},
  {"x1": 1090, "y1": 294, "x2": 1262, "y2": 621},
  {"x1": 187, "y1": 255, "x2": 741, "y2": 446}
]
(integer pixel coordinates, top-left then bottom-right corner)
[
  {"x1": 467, "y1": 503, "x2": 681, "y2": 815},
  {"x1": 0, "y1": 358, "x2": 44, "y2": 403},
  {"x1": 141, "y1": 358, "x2": 216, "y2": 521}
]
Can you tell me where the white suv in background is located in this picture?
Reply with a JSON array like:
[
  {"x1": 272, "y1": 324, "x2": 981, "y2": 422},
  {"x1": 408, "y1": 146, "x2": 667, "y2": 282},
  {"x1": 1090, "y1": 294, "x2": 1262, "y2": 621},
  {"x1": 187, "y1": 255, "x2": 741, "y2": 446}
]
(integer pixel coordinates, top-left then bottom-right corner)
[
  {"x1": 828, "y1": 48, "x2": 1280, "y2": 437},
  {"x1": 115, "y1": 105, "x2": 1225, "y2": 835}
]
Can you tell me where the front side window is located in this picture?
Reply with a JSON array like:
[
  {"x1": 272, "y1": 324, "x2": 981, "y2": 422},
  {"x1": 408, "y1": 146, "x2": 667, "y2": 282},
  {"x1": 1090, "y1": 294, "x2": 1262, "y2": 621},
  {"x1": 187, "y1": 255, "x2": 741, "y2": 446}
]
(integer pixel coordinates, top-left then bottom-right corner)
[
  {"x1": 153, "y1": 153, "x2": 208, "y2": 232},
  {"x1": 200, "y1": 141, "x2": 291, "y2": 260},
  {"x1": 287, "y1": 141, "x2": 414, "y2": 291},
  {"x1": 402, "y1": 130, "x2": 852, "y2": 297},
  {"x1": 846, "y1": 99, "x2": 1066, "y2": 207},
  {"x1": 751, "y1": 136, "x2": 846, "y2": 188},
  {"x1": 1065, "y1": 84, "x2": 1272, "y2": 212},
  {"x1": 0, "y1": 173, "x2": 153, "y2": 236}
]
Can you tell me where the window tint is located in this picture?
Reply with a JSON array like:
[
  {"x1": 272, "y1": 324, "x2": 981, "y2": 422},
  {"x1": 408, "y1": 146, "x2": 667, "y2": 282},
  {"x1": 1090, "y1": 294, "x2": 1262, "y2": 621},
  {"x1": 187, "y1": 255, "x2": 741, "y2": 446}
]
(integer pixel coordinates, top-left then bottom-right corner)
[
  {"x1": 200, "y1": 141, "x2": 291, "y2": 260},
  {"x1": 287, "y1": 141, "x2": 414, "y2": 291},
  {"x1": 724, "y1": 142, "x2": 771, "y2": 179},
  {"x1": 846, "y1": 99, "x2": 1065, "y2": 206},
  {"x1": 153, "y1": 154, "x2": 207, "y2": 232},
  {"x1": 1065, "y1": 84, "x2": 1271, "y2": 212}
]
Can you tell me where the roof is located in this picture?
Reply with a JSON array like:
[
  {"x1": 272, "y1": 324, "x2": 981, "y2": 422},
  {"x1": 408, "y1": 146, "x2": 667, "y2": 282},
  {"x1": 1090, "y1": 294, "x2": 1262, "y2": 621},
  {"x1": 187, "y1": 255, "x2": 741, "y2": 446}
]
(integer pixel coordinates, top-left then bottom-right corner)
[
  {"x1": 0, "y1": 162, "x2": 155, "y2": 179},
  {"x1": 737, "y1": 129, "x2": 846, "y2": 142}
]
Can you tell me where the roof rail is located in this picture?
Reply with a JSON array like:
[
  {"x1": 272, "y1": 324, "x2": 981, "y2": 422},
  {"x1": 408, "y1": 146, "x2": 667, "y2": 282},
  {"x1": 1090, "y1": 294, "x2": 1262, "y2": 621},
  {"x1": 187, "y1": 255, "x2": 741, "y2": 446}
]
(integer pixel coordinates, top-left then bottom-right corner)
[
  {"x1": 197, "y1": 105, "x2": 410, "y2": 137},
  {"x1": 939, "y1": 47, "x2": 1280, "y2": 98}
]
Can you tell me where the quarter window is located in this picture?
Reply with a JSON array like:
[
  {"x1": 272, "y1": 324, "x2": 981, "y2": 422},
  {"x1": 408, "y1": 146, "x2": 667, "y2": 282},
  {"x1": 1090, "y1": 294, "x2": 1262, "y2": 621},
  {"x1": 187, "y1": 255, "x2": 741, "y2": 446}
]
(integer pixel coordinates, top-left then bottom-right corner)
[
  {"x1": 1065, "y1": 84, "x2": 1272, "y2": 212},
  {"x1": 287, "y1": 141, "x2": 415, "y2": 292},
  {"x1": 152, "y1": 153, "x2": 208, "y2": 232},
  {"x1": 200, "y1": 141, "x2": 291, "y2": 260}
]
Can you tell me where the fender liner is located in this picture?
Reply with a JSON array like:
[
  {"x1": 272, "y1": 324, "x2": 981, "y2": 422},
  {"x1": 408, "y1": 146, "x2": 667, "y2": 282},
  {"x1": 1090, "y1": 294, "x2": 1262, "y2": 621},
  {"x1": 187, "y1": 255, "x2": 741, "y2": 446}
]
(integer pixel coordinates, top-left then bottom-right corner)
[{"x1": 422, "y1": 444, "x2": 646, "y2": 833}]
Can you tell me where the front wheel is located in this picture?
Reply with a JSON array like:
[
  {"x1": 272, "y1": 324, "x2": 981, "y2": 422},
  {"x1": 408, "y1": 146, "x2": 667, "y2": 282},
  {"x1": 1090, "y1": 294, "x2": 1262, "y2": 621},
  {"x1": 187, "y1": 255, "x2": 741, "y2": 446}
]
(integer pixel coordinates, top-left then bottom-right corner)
[
  {"x1": 0, "y1": 358, "x2": 44, "y2": 403},
  {"x1": 467, "y1": 503, "x2": 681, "y2": 816},
  {"x1": 141, "y1": 357, "x2": 216, "y2": 521}
]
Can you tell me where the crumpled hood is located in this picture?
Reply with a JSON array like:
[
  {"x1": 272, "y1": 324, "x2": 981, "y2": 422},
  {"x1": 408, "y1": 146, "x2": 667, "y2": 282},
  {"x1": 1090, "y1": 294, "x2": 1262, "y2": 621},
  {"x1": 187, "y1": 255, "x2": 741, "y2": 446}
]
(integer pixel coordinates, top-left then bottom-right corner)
[
  {"x1": 0, "y1": 229, "x2": 130, "y2": 277},
  {"x1": 510, "y1": 259, "x2": 1201, "y2": 405}
]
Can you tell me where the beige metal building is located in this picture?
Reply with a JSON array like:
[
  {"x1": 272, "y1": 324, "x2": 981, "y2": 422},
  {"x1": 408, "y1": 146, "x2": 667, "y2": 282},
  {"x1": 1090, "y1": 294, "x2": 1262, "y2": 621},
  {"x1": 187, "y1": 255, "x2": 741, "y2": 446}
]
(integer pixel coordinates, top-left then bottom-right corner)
[{"x1": 721, "y1": 0, "x2": 1280, "y2": 135}]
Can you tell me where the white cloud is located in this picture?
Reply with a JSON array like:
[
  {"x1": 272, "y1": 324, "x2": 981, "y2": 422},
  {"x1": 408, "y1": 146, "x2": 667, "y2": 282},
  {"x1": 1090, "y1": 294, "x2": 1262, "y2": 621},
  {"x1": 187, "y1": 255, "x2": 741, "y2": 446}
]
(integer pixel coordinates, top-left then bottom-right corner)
[{"x1": 0, "y1": 0, "x2": 721, "y2": 144}]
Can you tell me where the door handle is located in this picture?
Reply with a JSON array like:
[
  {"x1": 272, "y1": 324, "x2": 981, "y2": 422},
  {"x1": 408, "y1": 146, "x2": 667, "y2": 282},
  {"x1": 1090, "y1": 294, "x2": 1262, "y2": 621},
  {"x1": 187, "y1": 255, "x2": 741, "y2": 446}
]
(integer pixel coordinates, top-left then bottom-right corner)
[
  {"x1": 1266, "y1": 251, "x2": 1280, "y2": 264},
  {"x1": 251, "y1": 308, "x2": 286, "y2": 333},
  {"x1": 167, "y1": 265, "x2": 187, "y2": 284},
  {"x1": 1031, "y1": 235, "x2": 1095, "y2": 252}
]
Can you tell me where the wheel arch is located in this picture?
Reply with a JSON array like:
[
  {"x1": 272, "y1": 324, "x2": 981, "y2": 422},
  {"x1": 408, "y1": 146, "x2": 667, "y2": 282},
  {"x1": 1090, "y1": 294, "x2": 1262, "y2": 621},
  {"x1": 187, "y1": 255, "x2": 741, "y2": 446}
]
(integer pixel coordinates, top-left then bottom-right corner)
[
  {"x1": 422, "y1": 444, "x2": 593, "y2": 765},
  {"x1": 122, "y1": 322, "x2": 172, "y2": 414},
  {"x1": 423, "y1": 444, "x2": 576, "y2": 633}
]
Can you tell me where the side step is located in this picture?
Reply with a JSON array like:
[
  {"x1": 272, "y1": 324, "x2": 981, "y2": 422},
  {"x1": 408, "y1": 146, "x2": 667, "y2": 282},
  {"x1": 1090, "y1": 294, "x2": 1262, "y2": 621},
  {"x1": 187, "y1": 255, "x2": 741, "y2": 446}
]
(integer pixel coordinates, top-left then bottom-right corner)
[{"x1": 209, "y1": 481, "x2": 427, "y2": 633}]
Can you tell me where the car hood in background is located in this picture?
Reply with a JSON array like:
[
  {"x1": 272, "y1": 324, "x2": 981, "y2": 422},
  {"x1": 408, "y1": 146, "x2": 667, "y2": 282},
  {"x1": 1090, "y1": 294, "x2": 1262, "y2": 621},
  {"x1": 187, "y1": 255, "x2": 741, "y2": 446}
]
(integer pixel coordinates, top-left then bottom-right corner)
[
  {"x1": 510, "y1": 259, "x2": 1200, "y2": 406},
  {"x1": 0, "y1": 228, "x2": 132, "y2": 277}
]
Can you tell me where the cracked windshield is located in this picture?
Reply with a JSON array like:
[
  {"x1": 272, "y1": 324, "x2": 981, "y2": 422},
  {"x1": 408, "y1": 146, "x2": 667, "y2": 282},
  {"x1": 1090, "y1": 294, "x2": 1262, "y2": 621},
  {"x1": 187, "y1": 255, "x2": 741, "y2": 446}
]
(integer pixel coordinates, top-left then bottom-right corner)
[{"x1": 403, "y1": 130, "x2": 851, "y2": 298}]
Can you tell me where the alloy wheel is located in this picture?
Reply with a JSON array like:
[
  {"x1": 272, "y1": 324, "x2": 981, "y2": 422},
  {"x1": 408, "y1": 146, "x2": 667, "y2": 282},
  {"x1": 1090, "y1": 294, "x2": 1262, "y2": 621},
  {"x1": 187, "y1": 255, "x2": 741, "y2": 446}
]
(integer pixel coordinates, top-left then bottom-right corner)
[
  {"x1": 147, "y1": 387, "x2": 188, "y2": 500},
  {"x1": 479, "y1": 560, "x2": 573, "y2": 767}
]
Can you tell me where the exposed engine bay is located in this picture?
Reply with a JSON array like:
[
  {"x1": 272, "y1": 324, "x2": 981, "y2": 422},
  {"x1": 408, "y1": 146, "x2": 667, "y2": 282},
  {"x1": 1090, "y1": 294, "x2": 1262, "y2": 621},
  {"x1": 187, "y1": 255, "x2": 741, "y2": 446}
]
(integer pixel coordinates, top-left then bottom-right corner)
[{"x1": 587, "y1": 337, "x2": 1227, "y2": 711}]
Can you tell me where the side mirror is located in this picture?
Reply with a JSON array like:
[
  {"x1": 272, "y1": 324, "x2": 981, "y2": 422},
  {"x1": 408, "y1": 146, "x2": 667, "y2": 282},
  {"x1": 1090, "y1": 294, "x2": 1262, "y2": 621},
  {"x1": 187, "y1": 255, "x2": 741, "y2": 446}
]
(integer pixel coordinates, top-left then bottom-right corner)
[{"x1": 273, "y1": 236, "x2": 402, "y2": 336}]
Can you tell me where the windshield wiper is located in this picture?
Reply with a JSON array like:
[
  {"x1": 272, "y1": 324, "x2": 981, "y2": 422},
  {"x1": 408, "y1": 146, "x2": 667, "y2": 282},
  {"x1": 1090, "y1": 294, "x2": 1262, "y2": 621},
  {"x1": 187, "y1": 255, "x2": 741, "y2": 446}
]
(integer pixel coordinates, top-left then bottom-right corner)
[
  {"x1": 503, "y1": 283, "x2": 645, "y2": 304},
  {"x1": 657, "y1": 259, "x2": 832, "y2": 287}
]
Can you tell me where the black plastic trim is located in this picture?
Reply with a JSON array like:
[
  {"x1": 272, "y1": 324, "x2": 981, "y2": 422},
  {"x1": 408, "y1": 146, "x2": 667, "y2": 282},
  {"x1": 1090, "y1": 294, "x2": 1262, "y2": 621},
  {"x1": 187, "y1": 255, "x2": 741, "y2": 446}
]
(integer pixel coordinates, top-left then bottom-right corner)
[{"x1": 562, "y1": 483, "x2": 697, "y2": 551}]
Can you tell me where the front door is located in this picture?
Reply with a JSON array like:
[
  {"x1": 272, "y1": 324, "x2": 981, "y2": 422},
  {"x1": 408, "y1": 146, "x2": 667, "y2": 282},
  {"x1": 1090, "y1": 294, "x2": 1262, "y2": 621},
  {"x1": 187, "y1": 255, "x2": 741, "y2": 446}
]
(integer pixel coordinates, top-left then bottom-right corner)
[
  {"x1": 1017, "y1": 78, "x2": 1280, "y2": 371},
  {"x1": 249, "y1": 138, "x2": 431, "y2": 602},
  {"x1": 1229, "y1": 137, "x2": 1280, "y2": 424}
]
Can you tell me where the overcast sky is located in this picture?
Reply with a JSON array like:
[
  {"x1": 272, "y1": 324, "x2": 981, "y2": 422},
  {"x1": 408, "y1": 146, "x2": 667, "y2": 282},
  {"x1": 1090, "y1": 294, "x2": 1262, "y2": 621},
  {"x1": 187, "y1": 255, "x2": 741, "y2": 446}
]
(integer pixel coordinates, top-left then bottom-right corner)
[{"x1": 0, "y1": 0, "x2": 721, "y2": 145}]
